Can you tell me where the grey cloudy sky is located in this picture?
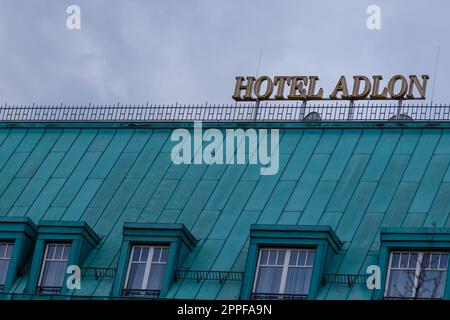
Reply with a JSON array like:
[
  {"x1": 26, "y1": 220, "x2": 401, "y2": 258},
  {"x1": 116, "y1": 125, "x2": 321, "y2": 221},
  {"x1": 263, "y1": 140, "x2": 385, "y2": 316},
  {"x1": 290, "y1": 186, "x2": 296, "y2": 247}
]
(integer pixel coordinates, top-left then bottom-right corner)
[{"x1": 0, "y1": 0, "x2": 449, "y2": 105}]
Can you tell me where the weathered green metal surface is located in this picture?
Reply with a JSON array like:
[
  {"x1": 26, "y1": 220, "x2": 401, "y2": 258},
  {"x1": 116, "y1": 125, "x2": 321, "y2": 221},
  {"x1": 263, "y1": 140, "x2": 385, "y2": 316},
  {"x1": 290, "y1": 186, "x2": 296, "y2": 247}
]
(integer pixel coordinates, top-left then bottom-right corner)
[{"x1": 0, "y1": 122, "x2": 450, "y2": 299}]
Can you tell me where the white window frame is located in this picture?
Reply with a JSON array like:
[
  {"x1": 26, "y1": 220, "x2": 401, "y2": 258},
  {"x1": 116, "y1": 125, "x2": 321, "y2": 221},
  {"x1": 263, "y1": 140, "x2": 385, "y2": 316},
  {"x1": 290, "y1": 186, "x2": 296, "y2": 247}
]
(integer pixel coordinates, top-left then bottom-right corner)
[
  {"x1": 37, "y1": 243, "x2": 71, "y2": 291},
  {"x1": 385, "y1": 250, "x2": 449, "y2": 299},
  {"x1": 124, "y1": 245, "x2": 169, "y2": 293},
  {"x1": 252, "y1": 247, "x2": 315, "y2": 296},
  {"x1": 0, "y1": 242, "x2": 14, "y2": 288}
]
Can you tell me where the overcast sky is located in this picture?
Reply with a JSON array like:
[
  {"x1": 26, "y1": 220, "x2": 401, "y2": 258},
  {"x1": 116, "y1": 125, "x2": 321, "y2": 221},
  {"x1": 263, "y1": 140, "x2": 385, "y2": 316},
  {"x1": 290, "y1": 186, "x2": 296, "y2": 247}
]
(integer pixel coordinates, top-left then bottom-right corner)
[{"x1": 0, "y1": 0, "x2": 449, "y2": 105}]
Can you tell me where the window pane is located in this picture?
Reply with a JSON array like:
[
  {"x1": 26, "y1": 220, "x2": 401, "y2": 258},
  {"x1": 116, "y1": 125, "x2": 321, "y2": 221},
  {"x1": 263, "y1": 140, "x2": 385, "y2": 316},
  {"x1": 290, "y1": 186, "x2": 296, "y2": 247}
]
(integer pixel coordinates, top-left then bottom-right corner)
[
  {"x1": 146, "y1": 264, "x2": 167, "y2": 291},
  {"x1": 40, "y1": 261, "x2": 68, "y2": 287},
  {"x1": 284, "y1": 267, "x2": 313, "y2": 295},
  {"x1": 391, "y1": 253, "x2": 400, "y2": 268},
  {"x1": 132, "y1": 247, "x2": 141, "y2": 262},
  {"x1": 276, "y1": 250, "x2": 286, "y2": 266},
  {"x1": 439, "y1": 254, "x2": 448, "y2": 269},
  {"x1": 260, "y1": 250, "x2": 269, "y2": 265},
  {"x1": 409, "y1": 253, "x2": 418, "y2": 268},
  {"x1": 417, "y1": 270, "x2": 446, "y2": 299},
  {"x1": 306, "y1": 251, "x2": 315, "y2": 267},
  {"x1": 386, "y1": 270, "x2": 415, "y2": 298},
  {"x1": 430, "y1": 254, "x2": 440, "y2": 269},
  {"x1": 54, "y1": 245, "x2": 63, "y2": 260},
  {"x1": 0, "y1": 244, "x2": 5, "y2": 258},
  {"x1": 297, "y1": 251, "x2": 306, "y2": 266},
  {"x1": 289, "y1": 251, "x2": 298, "y2": 265},
  {"x1": 124, "y1": 246, "x2": 169, "y2": 295},
  {"x1": 62, "y1": 245, "x2": 70, "y2": 260},
  {"x1": 400, "y1": 253, "x2": 409, "y2": 268},
  {"x1": 152, "y1": 248, "x2": 161, "y2": 262},
  {"x1": 140, "y1": 248, "x2": 149, "y2": 262},
  {"x1": 126, "y1": 263, "x2": 146, "y2": 290},
  {"x1": 5, "y1": 244, "x2": 13, "y2": 259},
  {"x1": 268, "y1": 251, "x2": 277, "y2": 265},
  {"x1": 46, "y1": 245, "x2": 55, "y2": 259},
  {"x1": 0, "y1": 260, "x2": 11, "y2": 285},
  {"x1": 422, "y1": 253, "x2": 431, "y2": 269},
  {"x1": 254, "y1": 266, "x2": 283, "y2": 294},
  {"x1": 160, "y1": 248, "x2": 169, "y2": 263}
]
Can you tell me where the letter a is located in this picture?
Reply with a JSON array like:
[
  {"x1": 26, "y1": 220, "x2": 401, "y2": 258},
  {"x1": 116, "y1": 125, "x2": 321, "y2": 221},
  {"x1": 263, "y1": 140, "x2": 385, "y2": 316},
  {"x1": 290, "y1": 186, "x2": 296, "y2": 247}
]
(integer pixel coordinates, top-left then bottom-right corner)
[
  {"x1": 66, "y1": 5, "x2": 81, "y2": 30},
  {"x1": 66, "y1": 265, "x2": 81, "y2": 290},
  {"x1": 366, "y1": 265, "x2": 381, "y2": 290},
  {"x1": 366, "y1": 5, "x2": 381, "y2": 30}
]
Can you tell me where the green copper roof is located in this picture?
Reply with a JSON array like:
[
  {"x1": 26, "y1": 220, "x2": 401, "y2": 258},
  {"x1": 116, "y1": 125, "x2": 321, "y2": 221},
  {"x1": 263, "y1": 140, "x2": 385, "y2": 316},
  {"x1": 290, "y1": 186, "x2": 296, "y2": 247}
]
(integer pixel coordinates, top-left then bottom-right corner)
[{"x1": 1, "y1": 122, "x2": 450, "y2": 299}]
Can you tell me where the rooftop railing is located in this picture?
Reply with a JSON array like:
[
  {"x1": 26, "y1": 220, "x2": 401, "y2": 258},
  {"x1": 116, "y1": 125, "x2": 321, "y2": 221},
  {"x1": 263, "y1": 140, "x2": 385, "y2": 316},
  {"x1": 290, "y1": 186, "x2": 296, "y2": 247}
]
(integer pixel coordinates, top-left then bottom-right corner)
[{"x1": 1, "y1": 102, "x2": 450, "y2": 122}]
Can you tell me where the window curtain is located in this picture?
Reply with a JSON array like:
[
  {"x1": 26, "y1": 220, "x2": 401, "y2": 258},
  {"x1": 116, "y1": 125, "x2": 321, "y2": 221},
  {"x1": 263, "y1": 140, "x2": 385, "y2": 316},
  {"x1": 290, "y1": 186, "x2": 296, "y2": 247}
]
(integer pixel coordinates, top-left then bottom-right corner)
[
  {"x1": 284, "y1": 267, "x2": 312, "y2": 295},
  {"x1": 254, "y1": 266, "x2": 282, "y2": 294},
  {"x1": 417, "y1": 270, "x2": 445, "y2": 299},
  {"x1": 41, "y1": 260, "x2": 68, "y2": 287},
  {"x1": 146, "y1": 263, "x2": 166, "y2": 290},
  {"x1": 0, "y1": 260, "x2": 10, "y2": 285},
  {"x1": 126, "y1": 263, "x2": 146, "y2": 289},
  {"x1": 386, "y1": 270, "x2": 415, "y2": 298}
]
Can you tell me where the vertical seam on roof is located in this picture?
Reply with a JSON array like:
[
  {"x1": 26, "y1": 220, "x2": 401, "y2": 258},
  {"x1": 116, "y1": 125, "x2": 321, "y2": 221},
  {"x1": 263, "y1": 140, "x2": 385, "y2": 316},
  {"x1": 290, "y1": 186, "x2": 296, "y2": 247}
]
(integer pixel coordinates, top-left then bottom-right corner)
[
  {"x1": 343, "y1": 130, "x2": 402, "y2": 241},
  {"x1": 169, "y1": 140, "x2": 213, "y2": 224},
  {"x1": 339, "y1": 128, "x2": 433, "y2": 299},
  {"x1": 329, "y1": 131, "x2": 396, "y2": 278},
  {"x1": 334, "y1": 128, "x2": 396, "y2": 234},
  {"x1": 0, "y1": 129, "x2": 27, "y2": 189},
  {"x1": 0, "y1": 128, "x2": 11, "y2": 148},
  {"x1": 56, "y1": 130, "x2": 101, "y2": 221},
  {"x1": 297, "y1": 129, "x2": 359, "y2": 225},
  {"x1": 401, "y1": 129, "x2": 441, "y2": 227},
  {"x1": 322, "y1": 130, "x2": 379, "y2": 299},
  {"x1": 170, "y1": 127, "x2": 235, "y2": 298},
  {"x1": 10, "y1": 129, "x2": 62, "y2": 218},
  {"x1": 256, "y1": 130, "x2": 301, "y2": 224},
  {"x1": 193, "y1": 175, "x2": 258, "y2": 299},
  {"x1": 420, "y1": 133, "x2": 450, "y2": 227},
  {"x1": 50, "y1": 129, "x2": 89, "y2": 219},
  {"x1": 378, "y1": 129, "x2": 420, "y2": 229},
  {"x1": 132, "y1": 133, "x2": 172, "y2": 222},
  {"x1": 176, "y1": 135, "x2": 250, "y2": 298},
  {"x1": 276, "y1": 130, "x2": 323, "y2": 223},
  {"x1": 0, "y1": 129, "x2": 28, "y2": 206},
  {"x1": 85, "y1": 130, "x2": 157, "y2": 295}
]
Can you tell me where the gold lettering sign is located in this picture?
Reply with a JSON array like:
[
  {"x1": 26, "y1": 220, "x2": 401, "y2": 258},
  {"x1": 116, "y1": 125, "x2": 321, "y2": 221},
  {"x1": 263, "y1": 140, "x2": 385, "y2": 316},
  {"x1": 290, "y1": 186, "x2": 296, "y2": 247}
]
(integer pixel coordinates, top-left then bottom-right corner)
[{"x1": 232, "y1": 75, "x2": 429, "y2": 101}]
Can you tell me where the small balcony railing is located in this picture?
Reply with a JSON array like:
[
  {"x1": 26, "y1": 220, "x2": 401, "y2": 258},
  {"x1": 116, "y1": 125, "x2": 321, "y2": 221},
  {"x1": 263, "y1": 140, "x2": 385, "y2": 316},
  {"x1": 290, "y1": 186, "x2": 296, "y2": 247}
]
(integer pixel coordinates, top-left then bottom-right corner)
[
  {"x1": 121, "y1": 289, "x2": 160, "y2": 298},
  {"x1": 384, "y1": 296, "x2": 443, "y2": 300},
  {"x1": 175, "y1": 269, "x2": 244, "y2": 283},
  {"x1": 36, "y1": 286, "x2": 62, "y2": 294},
  {"x1": 251, "y1": 292, "x2": 308, "y2": 300}
]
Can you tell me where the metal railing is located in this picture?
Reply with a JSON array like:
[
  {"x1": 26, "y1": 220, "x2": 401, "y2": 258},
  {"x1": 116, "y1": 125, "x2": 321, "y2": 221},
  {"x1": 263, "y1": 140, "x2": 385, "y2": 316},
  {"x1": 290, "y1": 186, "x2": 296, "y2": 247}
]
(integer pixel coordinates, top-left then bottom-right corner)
[
  {"x1": 1, "y1": 102, "x2": 450, "y2": 122},
  {"x1": 251, "y1": 293, "x2": 308, "y2": 300},
  {"x1": 175, "y1": 269, "x2": 244, "y2": 283},
  {"x1": 322, "y1": 273, "x2": 368, "y2": 287},
  {"x1": 36, "y1": 286, "x2": 62, "y2": 294},
  {"x1": 17, "y1": 265, "x2": 116, "y2": 280},
  {"x1": 81, "y1": 267, "x2": 116, "y2": 279},
  {"x1": 122, "y1": 289, "x2": 160, "y2": 298},
  {"x1": 384, "y1": 296, "x2": 443, "y2": 300}
]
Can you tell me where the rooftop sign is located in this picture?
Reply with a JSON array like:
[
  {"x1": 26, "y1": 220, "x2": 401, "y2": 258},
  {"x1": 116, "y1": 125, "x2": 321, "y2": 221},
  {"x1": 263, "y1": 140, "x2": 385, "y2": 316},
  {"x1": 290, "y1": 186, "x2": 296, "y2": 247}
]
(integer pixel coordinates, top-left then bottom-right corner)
[{"x1": 232, "y1": 75, "x2": 429, "y2": 101}]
